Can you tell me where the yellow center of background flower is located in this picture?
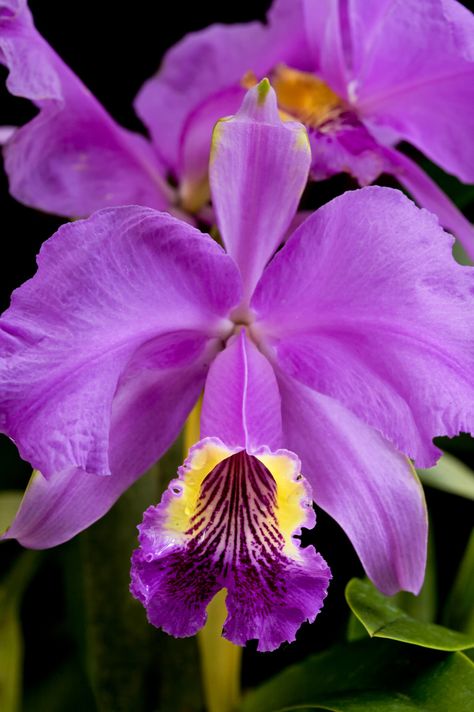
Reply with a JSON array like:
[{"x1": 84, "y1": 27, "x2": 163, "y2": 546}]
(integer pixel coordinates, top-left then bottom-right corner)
[{"x1": 242, "y1": 65, "x2": 344, "y2": 129}]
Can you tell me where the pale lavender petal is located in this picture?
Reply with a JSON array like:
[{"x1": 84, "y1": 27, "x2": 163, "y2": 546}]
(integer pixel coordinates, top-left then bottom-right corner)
[
  {"x1": 278, "y1": 373, "x2": 427, "y2": 595},
  {"x1": 350, "y1": 0, "x2": 474, "y2": 182},
  {"x1": 302, "y1": 0, "x2": 349, "y2": 97},
  {"x1": 387, "y1": 148, "x2": 474, "y2": 262},
  {"x1": 134, "y1": 0, "x2": 310, "y2": 179},
  {"x1": 252, "y1": 187, "x2": 474, "y2": 468},
  {"x1": 201, "y1": 328, "x2": 282, "y2": 452},
  {"x1": 0, "y1": 0, "x2": 171, "y2": 216},
  {"x1": 178, "y1": 87, "x2": 244, "y2": 212},
  {"x1": 2, "y1": 354, "x2": 206, "y2": 548},
  {"x1": 210, "y1": 82, "x2": 311, "y2": 299},
  {"x1": 131, "y1": 438, "x2": 330, "y2": 651},
  {"x1": 0, "y1": 206, "x2": 241, "y2": 478}
]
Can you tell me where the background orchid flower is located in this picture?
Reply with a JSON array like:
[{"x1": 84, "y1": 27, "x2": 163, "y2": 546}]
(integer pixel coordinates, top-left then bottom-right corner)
[
  {"x1": 1, "y1": 81, "x2": 474, "y2": 646},
  {"x1": 135, "y1": 0, "x2": 474, "y2": 256},
  {"x1": 0, "y1": 0, "x2": 173, "y2": 217}
]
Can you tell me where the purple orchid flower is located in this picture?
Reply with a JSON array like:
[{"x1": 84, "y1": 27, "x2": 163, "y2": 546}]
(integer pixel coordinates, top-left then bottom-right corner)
[
  {"x1": 1, "y1": 82, "x2": 474, "y2": 648},
  {"x1": 135, "y1": 0, "x2": 474, "y2": 254},
  {"x1": 0, "y1": 0, "x2": 173, "y2": 217},
  {"x1": 1, "y1": 0, "x2": 473, "y2": 253}
]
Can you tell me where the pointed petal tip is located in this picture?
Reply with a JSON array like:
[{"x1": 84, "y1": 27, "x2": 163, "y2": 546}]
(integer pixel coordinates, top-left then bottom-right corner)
[
  {"x1": 236, "y1": 78, "x2": 280, "y2": 124},
  {"x1": 256, "y1": 77, "x2": 271, "y2": 104}
]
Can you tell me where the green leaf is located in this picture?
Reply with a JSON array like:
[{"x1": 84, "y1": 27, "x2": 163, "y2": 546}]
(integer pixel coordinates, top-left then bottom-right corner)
[
  {"x1": 346, "y1": 612, "x2": 368, "y2": 642},
  {"x1": 417, "y1": 453, "x2": 474, "y2": 501},
  {"x1": 0, "y1": 552, "x2": 41, "y2": 712},
  {"x1": 391, "y1": 524, "x2": 437, "y2": 623},
  {"x1": 0, "y1": 491, "x2": 22, "y2": 535},
  {"x1": 347, "y1": 528, "x2": 437, "y2": 642},
  {"x1": 443, "y1": 529, "x2": 474, "y2": 636},
  {"x1": 240, "y1": 639, "x2": 474, "y2": 712},
  {"x1": 0, "y1": 596, "x2": 21, "y2": 712},
  {"x1": 346, "y1": 578, "x2": 474, "y2": 650}
]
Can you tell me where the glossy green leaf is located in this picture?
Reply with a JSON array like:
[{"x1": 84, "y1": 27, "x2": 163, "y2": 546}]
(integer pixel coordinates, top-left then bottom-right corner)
[
  {"x1": 346, "y1": 612, "x2": 367, "y2": 642},
  {"x1": 240, "y1": 639, "x2": 474, "y2": 712},
  {"x1": 0, "y1": 491, "x2": 22, "y2": 535},
  {"x1": 0, "y1": 552, "x2": 41, "y2": 712},
  {"x1": 443, "y1": 529, "x2": 474, "y2": 636},
  {"x1": 417, "y1": 453, "x2": 474, "y2": 501},
  {"x1": 346, "y1": 578, "x2": 474, "y2": 650},
  {"x1": 392, "y1": 524, "x2": 437, "y2": 623}
]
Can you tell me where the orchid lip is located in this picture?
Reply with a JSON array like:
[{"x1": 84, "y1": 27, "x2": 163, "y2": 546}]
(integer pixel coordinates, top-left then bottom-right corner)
[{"x1": 130, "y1": 437, "x2": 331, "y2": 651}]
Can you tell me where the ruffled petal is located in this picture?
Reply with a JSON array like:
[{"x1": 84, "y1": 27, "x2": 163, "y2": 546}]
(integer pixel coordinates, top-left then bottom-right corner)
[
  {"x1": 387, "y1": 148, "x2": 474, "y2": 262},
  {"x1": 278, "y1": 373, "x2": 427, "y2": 595},
  {"x1": 201, "y1": 328, "x2": 282, "y2": 452},
  {"x1": 0, "y1": 206, "x2": 241, "y2": 478},
  {"x1": 348, "y1": 0, "x2": 474, "y2": 182},
  {"x1": 252, "y1": 187, "x2": 474, "y2": 468},
  {"x1": 0, "y1": 0, "x2": 171, "y2": 216},
  {"x1": 210, "y1": 81, "x2": 311, "y2": 299},
  {"x1": 2, "y1": 352, "x2": 206, "y2": 548},
  {"x1": 130, "y1": 437, "x2": 330, "y2": 651},
  {"x1": 134, "y1": 0, "x2": 310, "y2": 179}
]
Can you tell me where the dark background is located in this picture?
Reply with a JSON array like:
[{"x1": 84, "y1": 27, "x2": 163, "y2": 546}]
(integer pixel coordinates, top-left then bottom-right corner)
[{"x1": 1, "y1": 1, "x2": 473, "y2": 710}]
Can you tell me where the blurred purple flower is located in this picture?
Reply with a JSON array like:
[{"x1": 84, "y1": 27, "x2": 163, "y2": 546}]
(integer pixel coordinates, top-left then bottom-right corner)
[
  {"x1": 135, "y1": 0, "x2": 474, "y2": 254},
  {"x1": 2, "y1": 0, "x2": 473, "y2": 253},
  {"x1": 0, "y1": 0, "x2": 173, "y2": 216},
  {"x1": 1, "y1": 83, "x2": 474, "y2": 646}
]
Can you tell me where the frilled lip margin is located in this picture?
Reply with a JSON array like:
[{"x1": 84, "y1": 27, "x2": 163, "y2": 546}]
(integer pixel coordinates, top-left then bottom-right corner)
[{"x1": 130, "y1": 437, "x2": 331, "y2": 652}]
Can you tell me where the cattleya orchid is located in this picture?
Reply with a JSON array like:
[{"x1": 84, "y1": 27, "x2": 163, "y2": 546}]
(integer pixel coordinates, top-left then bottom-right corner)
[
  {"x1": 0, "y1": 0, "x2": 173, "y2": 216},
  {"x1": 0, "y1": 0, "x2": 473, "y2": 260},
  {"x1": 1, "y1": 82, "x2": 474, "y2": 648},
  {"x1": 138, "y1": 0, "x2": 474, "y2": 252}
]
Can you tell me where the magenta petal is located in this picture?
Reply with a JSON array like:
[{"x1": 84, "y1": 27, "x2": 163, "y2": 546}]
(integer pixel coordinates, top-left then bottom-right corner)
[
  {"x1": 210, "y1": 82, "x2": 311, "y2": 298},
  {"x1": 387, "y1": 148, "x2": 474, "y2": 262},
  {"x1": 0, "y1": 206, "x2": 241, "y2": 478},
  {"x1": 351, "y1": 0, "x2": 474, "y2": 182},
  {"x1": 134, "y1": 0, "x2": 310, "y2": 177},
  {"x1": 0, "y1": 1, "x2": 171, "y2": 216},
  {"x1": 131, "y1": 439, "x2": 330, "y2": 651},
  {"x1": 201, "y1": 329, "x2": 282, "y2": 452},
  {"x1": 302, "y1": 0, "x2": 349, "y2": 97},
  {"x1": 2, "y1": 354, "x2": 206, "y2": 548},
  {"x1": 253, "y1": 187, "x2": 474, "y2": 468},
  {"x1": 308, "y1": 115, "x2": 390, "y2": 184},
  {"x1": 278, "y1": 374, "x2": 427, "y2": 595}
]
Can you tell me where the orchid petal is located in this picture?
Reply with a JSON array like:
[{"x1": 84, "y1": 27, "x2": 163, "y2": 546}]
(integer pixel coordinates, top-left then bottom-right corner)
[
  {"x1": 278, "y1": 373, "x2": 427, "y2": 595},
  {"x1": 201, "y1": 328, "x2": 282, "y2": 452},
  {"x1": 134, "y1": 0, "x2": 309, "y2": 179},
  {"x1": 349, "y1": 0, "x2": 474, "y2": 182},
  {"x1": 387, "y1": 148, "x2": 474, "y2": 262},
  {"x1": 210, "y1": 81, "x2": 311, "y2": 299},
  {"x1": 0, "y1": 206, "x2": 241, "y2": 478},
  {"x1": 0, "y1": 0, "x2": 171, "y2": 216},
  {"x1": 131, "y1": 437, "x2": 330, "y2": 651},
  {"x1": 253, "y1": 187, "x2": 474, "y2": 468},
  {"x1": 1, "y1": 353, "x2": 207, "y2": 548},
  {"x1": 302, "y1": 0, "x2": 349, "y2": 97},
  {"x1": 307, "y1": 116, "x2": 390, "y2": 184}
]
